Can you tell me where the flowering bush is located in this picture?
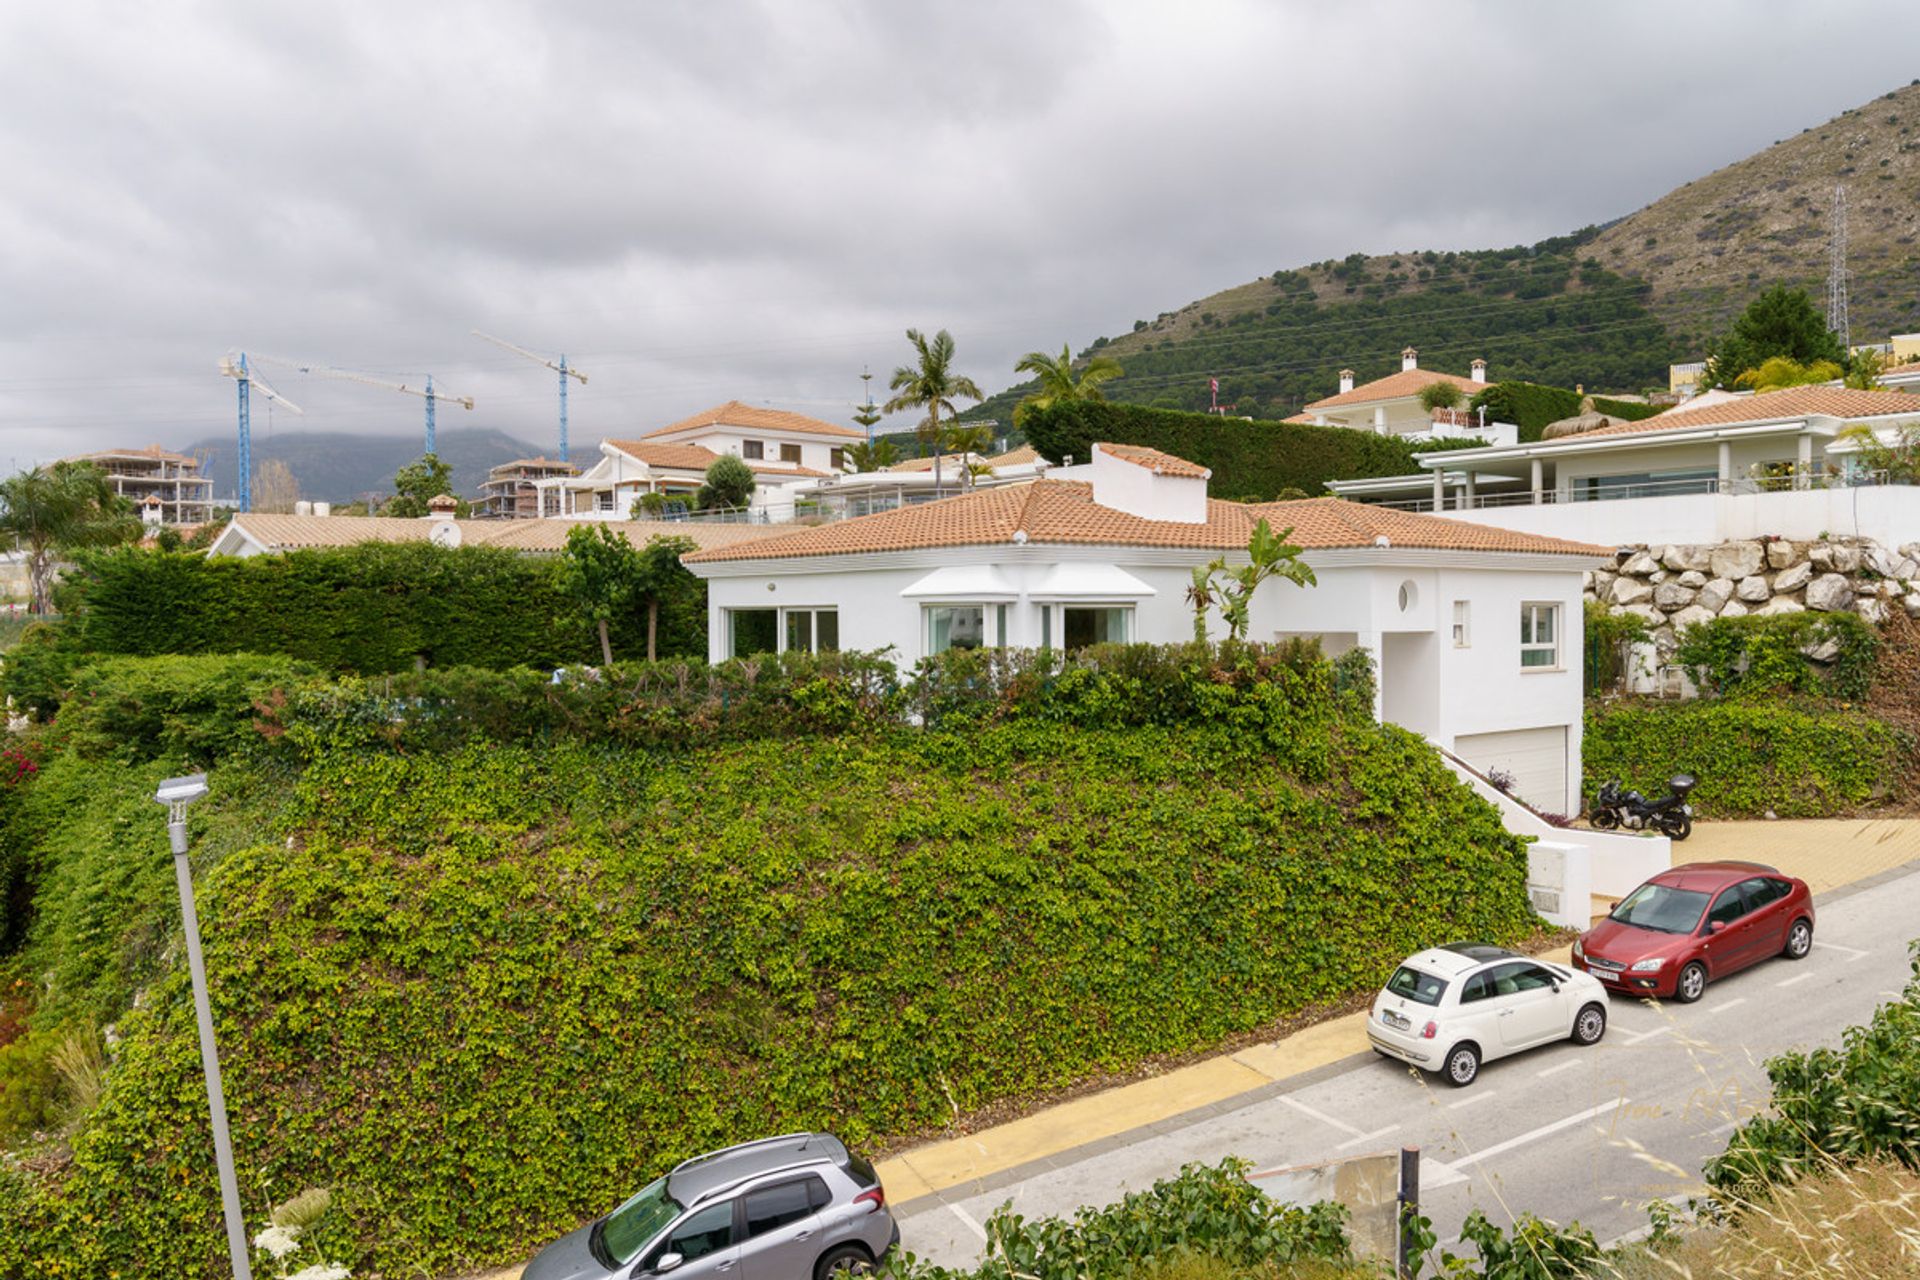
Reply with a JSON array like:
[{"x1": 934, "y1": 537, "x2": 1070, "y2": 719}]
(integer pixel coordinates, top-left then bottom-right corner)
[{"x1": 0, "y1": 747, "x2": 36, "y2": 786}]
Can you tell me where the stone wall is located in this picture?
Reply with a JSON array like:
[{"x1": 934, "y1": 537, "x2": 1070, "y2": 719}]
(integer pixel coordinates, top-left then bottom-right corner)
[{"x1": 1586, "y1": 536, "x2": 1920, "y2": 655}]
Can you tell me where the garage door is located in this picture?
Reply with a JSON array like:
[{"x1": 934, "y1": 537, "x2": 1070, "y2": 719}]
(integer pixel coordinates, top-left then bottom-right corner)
[{"x1": 1456, "y1": 726, "x2": 1568, "y2": 815}]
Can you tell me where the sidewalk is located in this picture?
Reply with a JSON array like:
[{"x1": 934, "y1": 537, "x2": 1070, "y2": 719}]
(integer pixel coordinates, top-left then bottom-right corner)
[{"x1": 874, "y1": 818, "x2": 1920, "y2": 1209}]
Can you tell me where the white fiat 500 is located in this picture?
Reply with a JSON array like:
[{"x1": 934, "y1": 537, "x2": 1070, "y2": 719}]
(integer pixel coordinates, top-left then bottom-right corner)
[{"x1": 1368, "y1": 943, "x2": 1610, "y2": 1086}]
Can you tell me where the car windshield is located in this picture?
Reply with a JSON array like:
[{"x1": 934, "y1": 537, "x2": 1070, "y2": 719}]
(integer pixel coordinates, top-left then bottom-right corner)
[
  {"x1": 1386, "y1": 965, "x2": 1447, "y2": 1006},
  {"x1": 597, "y1": 1176, "x2": 683, "y2": 1266},
  {"x1": 1611, "y1": 883, "x2": 1711, "y2": 934}
]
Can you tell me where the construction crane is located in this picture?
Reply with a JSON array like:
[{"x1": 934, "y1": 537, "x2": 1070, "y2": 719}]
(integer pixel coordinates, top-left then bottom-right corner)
[
  {"x1": 261, "y1": 357, "x2": 473, "y2": 455},
  {"x1": 218, "y1": 353, "x2": 304, "y2": 512},
  {"x1": 472, "y1": 331, "x2": 587, "y2": 463}
]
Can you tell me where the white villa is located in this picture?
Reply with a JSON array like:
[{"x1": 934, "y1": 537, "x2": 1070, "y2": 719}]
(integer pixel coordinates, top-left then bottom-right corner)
[
  {"x1": 533, "y1": 401, "x2": 855, "y2": 518},
  {"x1": 1285, "y1": 347, "x2": 1517, "y2": 446},
  {"x1": 684, "y1": 441, "x2": 1611, "y2": 814},
  {"x1": 1326, "y1": 384, "x2": 1920, "y2": 548}
]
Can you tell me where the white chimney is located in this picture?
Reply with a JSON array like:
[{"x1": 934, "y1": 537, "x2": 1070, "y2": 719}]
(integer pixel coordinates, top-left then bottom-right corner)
[
  {"x1": 313, "y1": 501, "x2": 331, "y2": 518},
  {"x1": 1470, "y1": 358, "x2": 1487, "y2": 384},
  {"x1": 294, "y1": 500, "x2": 313, "y2": 516},
  {"x1": 1089, "y1": 442, "x2": 1209, "y2": 524},
  {"x1": 1401, "y1": 346, "x2": 1419, "y2": 373},
  {"x1": 1338, "y1": 369, "x2": 1355, "y2": 394},
  {"x1": 425, "y1": 493, "x2": 460, "y2": 521}
]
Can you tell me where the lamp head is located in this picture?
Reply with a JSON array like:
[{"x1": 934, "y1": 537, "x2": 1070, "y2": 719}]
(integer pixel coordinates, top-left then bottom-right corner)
[{"x1": 155, "y1": 774, "x2": 209, "y2": 807}]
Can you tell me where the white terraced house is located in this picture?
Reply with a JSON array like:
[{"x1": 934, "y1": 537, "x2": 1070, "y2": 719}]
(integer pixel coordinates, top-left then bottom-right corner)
[
  {"x1": 683, "y1": 440, "x2": 1612, "y2": 816},
  {"x1": 1284, "y1": 347, "x2": 1518, "y2": 446},
  {"x1": 1325, "y1": 384, "x2": 1920, "y2": 548}
]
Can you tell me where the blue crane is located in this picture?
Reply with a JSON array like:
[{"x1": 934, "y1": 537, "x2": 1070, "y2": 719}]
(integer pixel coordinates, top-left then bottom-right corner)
[
  {"x1": 472, "y1": 331, "x2": 587, "y2": 463},
  {"x1": 259, "y1": 357, "x2": 473, "y2": 456},
  {"x1": 218, "y1": 353, "x2": 304, "y2": 512}
]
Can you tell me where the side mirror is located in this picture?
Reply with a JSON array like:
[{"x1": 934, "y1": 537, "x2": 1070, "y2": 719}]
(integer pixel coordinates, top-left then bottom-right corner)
[
  {"x1": 655, "y1": 1253, "x2": 685, "y2": 1275},
  {"x1": 1708, "y1": 920, "x2": 1725, "y2": 934}
]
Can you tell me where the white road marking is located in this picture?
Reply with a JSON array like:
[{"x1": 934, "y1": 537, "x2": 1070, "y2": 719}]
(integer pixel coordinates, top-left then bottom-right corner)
[
  {"x1": 1623, "y1": 1024, "x2": 1673, "y2": 1045},
  {"x1": 1279, "y1": 1094, "x2": 1365, "y2": 1137},
  {"x1": 1536, "y1": 1058, "x2": 1582, "y2": 1078},
  {"x1": 1446, "y1": 1091, "x2": 1498, "y2": 1111},
  {"x1": 1335, "y1": 1124, "x2": 1401, "y2": 1151},
  {"x1": 1451, "y1": 1100, "x2": 1621, "y2": 1169},
  {"x1": 1706, "y1": 1118, "x2": 1743, "y2": 1137},
  {"x1": 1707, "y1": 997, "x2": 1747, "y2": 1015},
  {"x1": 1811, "y1": 941, "x2": 1868, "y2": 961},
  {"x1": 947, "y1": 1201, "x2": 988, "y2": 1241},
  {"x1": 1776, "y1": 972, "x2": 1815, "y2": 987}
]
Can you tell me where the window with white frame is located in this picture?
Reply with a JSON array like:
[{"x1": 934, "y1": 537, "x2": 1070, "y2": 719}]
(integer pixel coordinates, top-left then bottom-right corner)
[
  {"x1": 1062, "y1": 605, "x2": 1131, "y2": 650},
  {"x1": 925, "y1": 604, "x2": 1003, "y2": 654},
  {"x1": 743, "y1": 440, "x2": 765, "y2": 460},
  {"x1": 784, "y1": 609, "x2": 839, "y2": 653},
  {"x1": 729, "y1": 608, "x2": 778, "y2": 657},
  {"x1": 1520, "y1": 602, "x2": 1560, "y2": 669},
  {"x1": 1452, "y1": 600, "x2": 1470, "y2": 648}
]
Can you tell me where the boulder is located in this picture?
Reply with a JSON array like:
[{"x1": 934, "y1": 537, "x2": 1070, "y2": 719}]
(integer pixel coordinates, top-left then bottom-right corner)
[
  {"x1": 1709, "y1": 541, "x2": 1766, "y2": 581},
  {"x1": 1620, "y1": 549, "x2": 1661, "y2": 576},
  {"x1": 1719, "y1": 599, "x2": 1751, "y2": 618},
  {"x1": 1590, "y1": 569, "x2": 1616, "y2": 597},
  {"x1": 1649, "y1": 569, "x2": 1670, "y2": 584},
  {"x1": 1697, "y1": 577, "x2": 1735, "y2": 613},
  {"x1": 1610, "y1": 576, "x2": 1653, "y2": 606},
  {"x1": 1670, "y1": 604, "x2": 1717, "y2": 632},
  {"x1": 1897, "y1": 558, "x2": 1919, "y2": 580},
  {"x1": 1765, "y1": 540, "x2": 1799, "y2": 570},
  {"x1": 1904, "y1": 590, "x2": 1920, "y2": 619},
  {"x1": 1654, "y1": 581, "x2": 1697, "y2": 610},
  {"x1": 1771, "y1": 561, "x2": 1814, "y2": 594},
  {"x1": 1621, "y1": 604, "x2": 1665, "y2": 628},
  {"x1": 1736, "y1": 575, "x2": 1772, "y2": 603},
  {"x1": 1828, "y1": 544, "x2": 1863, "y2": 573},
  {"x1": 1661, "y1": 545, "x2": 1711, "y2": 572},
  {"x1": 1755, "y1": 596, "x2": 1806, "y2": 616},
  {"x1": 1805, "y1": 573, "x2": 1855, "y2": 613},
  {"x1": 1809, "y1": 544, "x2": 1834, "y2": 570},
  {"x1": 1858, "y1": 599, "x2": 1890, "y2": 625},
  {"x1": 1804, "y1": 638, "x2": 1842, "y2": 663},
  {"x1": 1678, "y1": 570, "x2": 1708, "y2": 588},
  {"x1": 1868, "y1": 544, "x2": 1904, "y2": 579}
]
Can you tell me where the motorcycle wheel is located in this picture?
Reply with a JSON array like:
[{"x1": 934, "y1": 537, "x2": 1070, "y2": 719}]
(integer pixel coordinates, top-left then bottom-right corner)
[
  {"x1": 1660, "y1": 812, "x2": 1692, "y2": 841},
  {"x1": 1590, "y1": 809, "x2": 1619, "y2": 830}
]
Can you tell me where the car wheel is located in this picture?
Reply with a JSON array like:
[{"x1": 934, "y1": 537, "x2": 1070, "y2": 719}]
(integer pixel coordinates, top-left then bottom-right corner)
[
  {"x1": 1444, "y1": 1042, "x2": 1481, "y2": 1087},
  {"x1": 815, "y1": 1245, "x2": 872, "y2": 1280},
  {"x1": 1783, "y1": 918, "x2": 1813, "y2": 960},
  {"x1": 1571, "y1": 1002, "x2": 1607, "y2": 1045},
  {"x1": 1675, "y1": 961, "x2": 1707, "y2": 1004}
]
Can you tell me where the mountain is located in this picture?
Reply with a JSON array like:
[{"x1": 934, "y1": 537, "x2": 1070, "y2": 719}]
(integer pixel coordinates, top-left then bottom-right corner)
[
  {"x1": 179, "y1": 426, "x2": 551, "y2": 503},
  {"x1": 968, "y1": 80, "x2": 1920, "y2": 426}
]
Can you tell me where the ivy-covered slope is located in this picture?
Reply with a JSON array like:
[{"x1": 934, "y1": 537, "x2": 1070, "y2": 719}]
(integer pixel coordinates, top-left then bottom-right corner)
[{"x1": 0, "y1": 677, "x2": 1535, "y2": 1278}]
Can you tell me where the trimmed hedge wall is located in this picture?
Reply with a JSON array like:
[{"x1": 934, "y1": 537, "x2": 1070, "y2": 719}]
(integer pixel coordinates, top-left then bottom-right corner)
[
  {"x1": 1583, "y1": 699, "x2": 1910, "y2": 818},
  {"x1": 1019, "y1": 400, "x2": 1485, "y2": 499},
  {"x1": 0, "y1": 650, "x2": 1534, "y2": 1278},
  {"x1": 1468, "y1": 381, "x2": 1665, "y2": 443}
]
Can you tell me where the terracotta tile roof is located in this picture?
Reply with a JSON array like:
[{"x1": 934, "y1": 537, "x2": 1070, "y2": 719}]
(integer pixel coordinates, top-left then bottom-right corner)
[
  {"x1": 683, "y1": 481, "x2": 1611, "y2": 564},
  {"x1": 987, "y1": 444, "x2": 1041, "y2": 467},
  {"x1": 640, "y1": 399, "x2": 863, "y2": 441},
  {"x1": 604, "y1": 440, "x2": 830, "y2": 478},
  {"x1": 74, "y1": 443, "x2": 201, "y2": 465},
  {"x1": 1567, "y1": 385, "x2": 1919, "y2": 439},
  {"x1": 884, "y1": 452, "x2": 986, "y2": 473},
  {"x1": 223, "y1": 514, "x2": 785, "y2": 555},
  {"x1": 1304, "y1": 369, "x2": 1486, "y2": 411},
  {"x1": 1099, "y1": 442, "x2": 1211, "y2": 478}
]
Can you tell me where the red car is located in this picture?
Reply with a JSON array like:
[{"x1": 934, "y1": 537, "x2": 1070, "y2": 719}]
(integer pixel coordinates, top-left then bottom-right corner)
[{"x1": 1573, "y1": 861, "x2": 1815, "y2": 1003}]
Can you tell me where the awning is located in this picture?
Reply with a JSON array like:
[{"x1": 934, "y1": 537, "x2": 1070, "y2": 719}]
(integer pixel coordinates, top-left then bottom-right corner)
[
  {"x1": 900, "y1": 564, "x2": 1020, "y2": 601},
  {"x1": 1029, "y1": 563, "x2": 1156, "y2": 599}
]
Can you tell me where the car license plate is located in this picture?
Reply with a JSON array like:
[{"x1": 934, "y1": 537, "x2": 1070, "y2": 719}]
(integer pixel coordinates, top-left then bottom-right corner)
[
  {"x1": 1383, "y1": 1010, "x2": 1410, "y2": 1030},
  {"x1": 1595, "y1": 970, "x2": 1620, "y2": 983}
]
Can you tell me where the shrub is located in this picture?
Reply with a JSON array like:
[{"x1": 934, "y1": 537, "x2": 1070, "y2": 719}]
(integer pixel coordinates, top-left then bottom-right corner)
[
  {"x1": 55, "y1": 653, "x2": 319, "y2": 766},
  {"x1": 1468, "y1": 382, "x2": 1664, "y2": 443},
  {"x1": 1417, "y1": 382, "x2": 1462, "y2": 412},
  {"x1": 1584, "y1": 600, "x2": 1651, "y2": 695},
  {"x1": 1583, "y1": 699, "x2": 1910, "y2": 817},
  {"x1": 1673, "y1": 612, "x2": 1879, "y2": 700}
]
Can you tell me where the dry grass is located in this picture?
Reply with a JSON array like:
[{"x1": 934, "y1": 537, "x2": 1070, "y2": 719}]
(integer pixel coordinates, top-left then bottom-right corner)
[
  {"x1": 1597, "y1": 1160, "x2": 1920, "y2": 1279},
  {"x1": 48, "y1": 1027, "x2": 105, "y2": 1120}
]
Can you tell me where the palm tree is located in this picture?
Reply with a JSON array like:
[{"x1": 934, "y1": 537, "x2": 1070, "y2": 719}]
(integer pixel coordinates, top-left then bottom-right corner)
[
  {"x1": 0, "y1": 462, "x2": 140, "y2": 614},
  {"x1": 885, "y1": 329, "x2": 983, "y2": 494},
  {"x1": 1012, "y1": 343, "x2": 1124, "y2": 427}
]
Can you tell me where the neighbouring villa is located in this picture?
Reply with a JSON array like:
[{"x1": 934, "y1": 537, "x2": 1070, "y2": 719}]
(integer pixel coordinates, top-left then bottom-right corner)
[
  {"x1": 1326, "y1": 384, "x2": 1920, "y2": 547},
  {"x1": 683, "y1": 441, "x2": 1610, "y2": 814},
  {"x1": 1283, "y1": 347, "x2": 1518, "y2": 446}
]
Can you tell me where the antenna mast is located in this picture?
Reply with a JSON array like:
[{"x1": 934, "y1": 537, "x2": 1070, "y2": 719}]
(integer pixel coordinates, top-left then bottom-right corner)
[{"x1": 1827, "y1": 184, "x2": 1851, "y2": 348}]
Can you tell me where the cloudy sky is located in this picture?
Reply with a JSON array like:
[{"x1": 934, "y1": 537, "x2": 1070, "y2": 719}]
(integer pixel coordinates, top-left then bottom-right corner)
[{"x1": 1, "y1": 1, "x2": 1913, "y2": 479}]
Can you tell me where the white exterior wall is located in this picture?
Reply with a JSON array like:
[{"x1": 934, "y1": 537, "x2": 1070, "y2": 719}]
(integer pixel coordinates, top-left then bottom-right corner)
[
  {"x1": 1552, "y1": 437, "x2": 1810, "y2": 493},
  {"x1": 1440, "y1": 484, "x2": 1920, "y2": 549},
  {"x1": 655, "y1": 427, "x2": 846, "y2": 473}
]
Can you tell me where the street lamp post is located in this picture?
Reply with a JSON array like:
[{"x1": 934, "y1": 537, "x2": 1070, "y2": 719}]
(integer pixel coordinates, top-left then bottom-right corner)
[{"x1": 156, "y1": 773, "x2": 253, "y2": 1280}]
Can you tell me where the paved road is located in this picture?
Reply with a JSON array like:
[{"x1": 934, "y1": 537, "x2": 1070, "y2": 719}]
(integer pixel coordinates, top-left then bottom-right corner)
[{"x1": 893, "y1": 864, "x2": 1920, "y2": 1267}]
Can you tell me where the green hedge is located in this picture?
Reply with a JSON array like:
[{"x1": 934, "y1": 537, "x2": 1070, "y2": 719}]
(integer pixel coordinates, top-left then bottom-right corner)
[
  {"x1": 29, "y1": 541, "x2": 706, "y2": 693},
  {"x1": 1673, "y1": 612, "x2": 1879, "y2": 701},
  {"x1": 1583, "y1": 700, "x2": 1910, "y2": 818},
  {"x1": 1468, "y1": 381, "x2": 1665, "y2": 443},
  {"x1": 1019, "y1": 400, "x2": 1484, "y2": 499},
  {"x1": 0, "y1": 689, "x2": 1533, "y2": 1276}
]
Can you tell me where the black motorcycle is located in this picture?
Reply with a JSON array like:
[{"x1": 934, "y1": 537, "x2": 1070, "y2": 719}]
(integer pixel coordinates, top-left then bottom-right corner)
[{"x1": 1590, "y1": 774, "x2": 1695, "y2": 840}]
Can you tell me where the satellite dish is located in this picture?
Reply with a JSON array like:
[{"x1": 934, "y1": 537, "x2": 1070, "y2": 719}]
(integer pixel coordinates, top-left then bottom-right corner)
[{"x1": 429, "y1": 520, "x2": 463, "y2": 549}]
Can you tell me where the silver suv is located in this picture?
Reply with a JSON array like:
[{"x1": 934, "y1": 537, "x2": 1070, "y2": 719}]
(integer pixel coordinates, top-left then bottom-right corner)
[{"x1": 524, "y1": 1132, "x2": 898, "y2": 1280}]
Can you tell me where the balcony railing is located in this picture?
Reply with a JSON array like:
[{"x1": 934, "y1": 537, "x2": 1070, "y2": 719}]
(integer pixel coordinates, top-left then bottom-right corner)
[{"x1": 1368, "y1": 468, "x2": 1891, "y2": 513}]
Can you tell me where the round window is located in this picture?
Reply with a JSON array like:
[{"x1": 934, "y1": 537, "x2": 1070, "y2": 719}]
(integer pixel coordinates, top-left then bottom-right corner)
[{"x1": 1398, "y1": 580, "x2": 1418, "y2": 612}]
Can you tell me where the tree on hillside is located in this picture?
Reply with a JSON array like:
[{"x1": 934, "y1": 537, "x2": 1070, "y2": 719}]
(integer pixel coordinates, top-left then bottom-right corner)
[
  {"x1": 1735, "y1": 356, "x2": 1844, "y2": 394},
  {"x1": 1012, "y1": 343, "x2": 1124, "y2": 429},
  {"x1": 1702, "y1": 286, "x2": 1848, "y2": 389},
  {"x1": 0, "y1": 462, "x2": 141, "y2": 613},
  {"x1": 694, "y1": 455, "x2": 756, "y2": 512},
  {"x1": 386, "y1": 454, "x2": 467, "y2": 517},
  {"x1": 252, "y1": 459, "x2": 300, "y2": 514},
  {"x1": 885, "y1": 329, "x2": 983, "y2": 494},
  {"x1": 842, "y1": 439, "x2": 902, "y2": 473}
]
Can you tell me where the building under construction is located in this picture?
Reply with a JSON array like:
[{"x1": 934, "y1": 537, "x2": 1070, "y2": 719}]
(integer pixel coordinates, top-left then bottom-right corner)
[
  {"x1": 477, "y1": 457, "x2": 578, "y2": 519},
  {"x1": 70, "y1": 445, "x2": 215, "y2": 526}
]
